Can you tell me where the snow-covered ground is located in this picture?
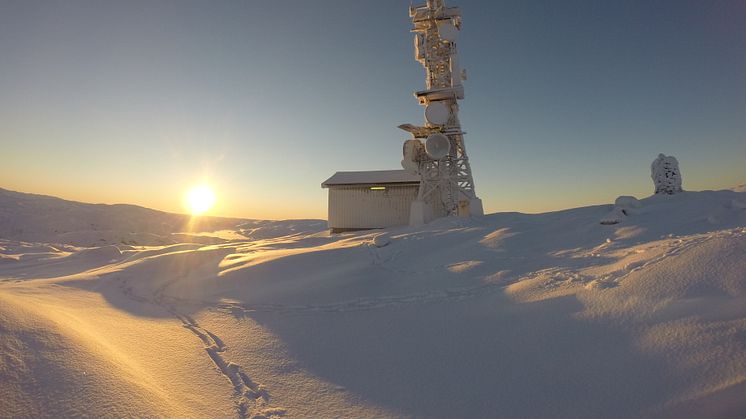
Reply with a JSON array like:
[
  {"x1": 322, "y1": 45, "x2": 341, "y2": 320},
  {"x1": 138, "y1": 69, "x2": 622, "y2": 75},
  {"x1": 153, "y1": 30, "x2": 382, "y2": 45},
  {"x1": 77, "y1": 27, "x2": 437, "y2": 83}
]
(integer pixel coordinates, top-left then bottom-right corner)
[{"x1": 2, "y1": 186, "x2": 746, "y2": 418}]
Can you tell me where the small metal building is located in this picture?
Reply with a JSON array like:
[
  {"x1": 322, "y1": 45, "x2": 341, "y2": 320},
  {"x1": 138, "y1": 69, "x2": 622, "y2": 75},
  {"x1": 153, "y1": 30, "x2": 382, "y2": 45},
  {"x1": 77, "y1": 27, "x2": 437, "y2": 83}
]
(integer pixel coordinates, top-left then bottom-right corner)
[{"x1": 322, "y1": 170, "x2": 422, "y2": 233}]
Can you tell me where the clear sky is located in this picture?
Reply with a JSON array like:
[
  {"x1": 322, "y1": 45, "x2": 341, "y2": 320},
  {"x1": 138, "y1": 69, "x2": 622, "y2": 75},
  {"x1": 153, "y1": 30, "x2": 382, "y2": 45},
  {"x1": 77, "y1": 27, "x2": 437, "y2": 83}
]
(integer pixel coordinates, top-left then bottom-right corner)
[{"x1": 1, "y1": 0, "x2": 744, "y2": 219}]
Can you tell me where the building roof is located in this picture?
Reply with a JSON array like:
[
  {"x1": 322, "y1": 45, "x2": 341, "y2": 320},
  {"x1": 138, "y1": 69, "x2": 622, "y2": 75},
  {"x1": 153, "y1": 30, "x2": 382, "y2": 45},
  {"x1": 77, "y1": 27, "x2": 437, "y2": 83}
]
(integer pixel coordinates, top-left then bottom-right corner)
[{"x1": 322, "y1": 170, "x2": 421, "y2": 188}]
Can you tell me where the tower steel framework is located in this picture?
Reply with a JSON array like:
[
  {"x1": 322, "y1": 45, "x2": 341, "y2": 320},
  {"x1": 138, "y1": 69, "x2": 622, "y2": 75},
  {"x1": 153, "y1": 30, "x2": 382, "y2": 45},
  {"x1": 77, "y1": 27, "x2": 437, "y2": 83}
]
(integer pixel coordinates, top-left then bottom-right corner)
[{"x1": 399, "y1": 0, "x2": 483, "y2": 222}]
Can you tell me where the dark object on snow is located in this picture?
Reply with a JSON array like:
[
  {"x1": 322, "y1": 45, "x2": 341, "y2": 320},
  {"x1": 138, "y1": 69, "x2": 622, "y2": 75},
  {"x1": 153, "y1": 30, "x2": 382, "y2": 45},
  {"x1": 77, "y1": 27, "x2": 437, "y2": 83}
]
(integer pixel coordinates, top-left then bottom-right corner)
[{"x1": 651, "y1": 154, "x2": 683, "y2": 195}]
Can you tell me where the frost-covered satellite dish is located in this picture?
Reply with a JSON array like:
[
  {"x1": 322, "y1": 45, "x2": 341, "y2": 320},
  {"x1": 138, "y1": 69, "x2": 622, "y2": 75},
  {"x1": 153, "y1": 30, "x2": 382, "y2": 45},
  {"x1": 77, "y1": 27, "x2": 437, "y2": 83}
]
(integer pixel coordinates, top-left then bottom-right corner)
[
  {"x1": 425, "y1": 133, "x2": 451, "y2": 160},
  {"x1": 403, "y1": 139, "x2": 423, "y2": 161},
  {"x1": 437, "y1": 21, "x2": 459, "y2": 42},
  {"x1": 401, "y1": 159, "x2": 419, "y2": 174},
  {"x1": 401, "y1": 139, "x2": 423, "y2": 173},
  {"x1": 424, "y1": 101, "x2": 450, "y2": 125}
]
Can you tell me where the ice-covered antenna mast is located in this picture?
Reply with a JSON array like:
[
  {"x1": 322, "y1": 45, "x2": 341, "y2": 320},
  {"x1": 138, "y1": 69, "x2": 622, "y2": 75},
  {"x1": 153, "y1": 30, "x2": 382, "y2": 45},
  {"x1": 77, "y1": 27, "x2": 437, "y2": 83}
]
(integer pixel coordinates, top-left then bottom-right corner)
[{"x1": 400, "y1": 0, "x2": 483, "y2": 225}]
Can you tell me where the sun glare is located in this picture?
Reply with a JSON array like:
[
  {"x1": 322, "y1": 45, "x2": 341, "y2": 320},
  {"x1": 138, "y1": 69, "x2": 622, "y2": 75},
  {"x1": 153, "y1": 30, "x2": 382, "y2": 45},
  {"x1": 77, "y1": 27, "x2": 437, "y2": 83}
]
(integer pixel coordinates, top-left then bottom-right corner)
[{"x1": 186, "y1": 185, "x2": 216, "y2": 215}]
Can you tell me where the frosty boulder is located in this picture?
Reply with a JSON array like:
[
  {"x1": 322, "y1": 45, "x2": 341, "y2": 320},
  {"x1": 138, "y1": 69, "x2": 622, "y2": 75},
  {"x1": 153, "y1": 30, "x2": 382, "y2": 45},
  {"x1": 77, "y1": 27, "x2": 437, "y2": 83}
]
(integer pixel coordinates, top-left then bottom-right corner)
[
  {"x1": 600, "y1": 195, "x2": 641, "y2": 225},
  {"x1": 651, "y1": 154, "x2": 683, "y2": 195}
]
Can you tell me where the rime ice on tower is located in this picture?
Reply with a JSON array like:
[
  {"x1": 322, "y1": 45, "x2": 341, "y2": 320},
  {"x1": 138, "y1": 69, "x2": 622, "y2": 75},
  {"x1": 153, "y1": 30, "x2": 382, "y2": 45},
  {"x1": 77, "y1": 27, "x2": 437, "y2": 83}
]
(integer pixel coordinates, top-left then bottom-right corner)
[
  {"x1": 651, "y1": 154, "x2": 683, "y2": 195},
  {"x1": 400, "y1": 0, "x2": 483, "y2": 226},
  {"x1": 321, "y1": 0, "x2": 482, "y2": 232}
]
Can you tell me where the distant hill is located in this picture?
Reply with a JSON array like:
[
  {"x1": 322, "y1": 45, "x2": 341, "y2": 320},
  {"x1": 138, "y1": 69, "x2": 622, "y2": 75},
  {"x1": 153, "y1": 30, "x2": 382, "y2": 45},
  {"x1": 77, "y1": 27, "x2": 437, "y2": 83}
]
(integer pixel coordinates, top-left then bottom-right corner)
[{"x1": 0, "y1": 188, "x2": 325, "y2": 246}]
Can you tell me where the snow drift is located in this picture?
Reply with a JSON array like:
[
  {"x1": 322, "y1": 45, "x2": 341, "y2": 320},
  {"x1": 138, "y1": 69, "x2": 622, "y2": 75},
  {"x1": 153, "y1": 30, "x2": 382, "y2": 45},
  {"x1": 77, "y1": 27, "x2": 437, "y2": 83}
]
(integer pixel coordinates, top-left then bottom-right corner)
[{"x1": 2, "y1": 186, "x2": 746, "y2": 418}]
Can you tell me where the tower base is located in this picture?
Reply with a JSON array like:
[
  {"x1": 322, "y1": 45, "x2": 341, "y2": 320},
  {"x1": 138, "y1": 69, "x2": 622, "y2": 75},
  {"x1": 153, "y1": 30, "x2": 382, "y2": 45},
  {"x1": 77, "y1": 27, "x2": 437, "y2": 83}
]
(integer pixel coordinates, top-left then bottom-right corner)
[
  {"x1": 469, "y1": 198, "x2": 484, "y2": 216},
  {"x1": 409, "y1": 200, "x2": 429, "y2": 227}
]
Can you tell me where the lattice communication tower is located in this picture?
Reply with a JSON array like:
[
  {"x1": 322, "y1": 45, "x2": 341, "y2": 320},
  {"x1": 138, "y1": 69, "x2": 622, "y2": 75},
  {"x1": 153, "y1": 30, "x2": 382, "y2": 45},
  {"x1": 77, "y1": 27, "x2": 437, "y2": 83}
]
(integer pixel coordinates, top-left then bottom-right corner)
[{"x1": 400, "y1": 0, "x2": 483, "y2": 222}]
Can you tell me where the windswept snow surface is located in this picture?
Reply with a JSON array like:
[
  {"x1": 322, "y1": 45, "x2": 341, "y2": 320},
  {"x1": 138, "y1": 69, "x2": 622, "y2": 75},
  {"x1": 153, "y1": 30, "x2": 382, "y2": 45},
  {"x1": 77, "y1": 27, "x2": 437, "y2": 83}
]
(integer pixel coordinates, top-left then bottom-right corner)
[{"x1": 2, "y1": 187, "x2": 746, "y2": 418}]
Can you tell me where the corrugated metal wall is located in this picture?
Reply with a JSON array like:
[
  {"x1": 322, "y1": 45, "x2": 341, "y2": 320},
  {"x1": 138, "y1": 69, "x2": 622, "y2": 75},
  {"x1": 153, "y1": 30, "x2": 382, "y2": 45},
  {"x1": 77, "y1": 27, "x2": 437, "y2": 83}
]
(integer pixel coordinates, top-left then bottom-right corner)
[{"x1": 328, "y1": 185, "x2": 419, "y2": 229}]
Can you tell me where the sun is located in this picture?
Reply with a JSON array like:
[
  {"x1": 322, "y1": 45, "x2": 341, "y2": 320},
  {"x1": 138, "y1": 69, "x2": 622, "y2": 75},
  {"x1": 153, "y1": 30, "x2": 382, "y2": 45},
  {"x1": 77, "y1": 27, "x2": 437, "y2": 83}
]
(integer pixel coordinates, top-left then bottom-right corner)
[{"x1": 186, "y1": 185, "x2": 216, "y2": 215}]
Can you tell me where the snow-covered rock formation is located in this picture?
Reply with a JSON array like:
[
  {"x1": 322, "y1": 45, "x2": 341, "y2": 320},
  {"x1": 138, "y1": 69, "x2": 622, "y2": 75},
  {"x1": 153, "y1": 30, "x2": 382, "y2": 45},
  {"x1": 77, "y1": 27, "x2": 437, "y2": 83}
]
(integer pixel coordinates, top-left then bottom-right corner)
[
  {"x1": 600, "y1": 195, "x2": 642, "y2": 225},
  {"x1": 651, "y1": 153, "x2": 683, "y2": 195}
]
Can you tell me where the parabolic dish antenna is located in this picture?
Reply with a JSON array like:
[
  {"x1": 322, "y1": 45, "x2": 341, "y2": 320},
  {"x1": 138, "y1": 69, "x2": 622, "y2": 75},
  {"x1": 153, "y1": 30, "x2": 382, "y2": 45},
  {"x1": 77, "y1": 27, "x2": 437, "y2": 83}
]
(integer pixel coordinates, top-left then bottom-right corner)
[
  {"x1": 401, "y1": 159, "x2": 419, "y2": 174},
  {"x1": 401, "y1": 139, "x2": 424, "y2": 173},
  {"x1": 424, "y1": 101, "x2": 451, "y2": 125},
  {"x1": 425, "y1": 133, "x2": 451, "y2": 160},
  {"x1": 437, "y1": 21, "x2": 459, "y2": 42}
]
